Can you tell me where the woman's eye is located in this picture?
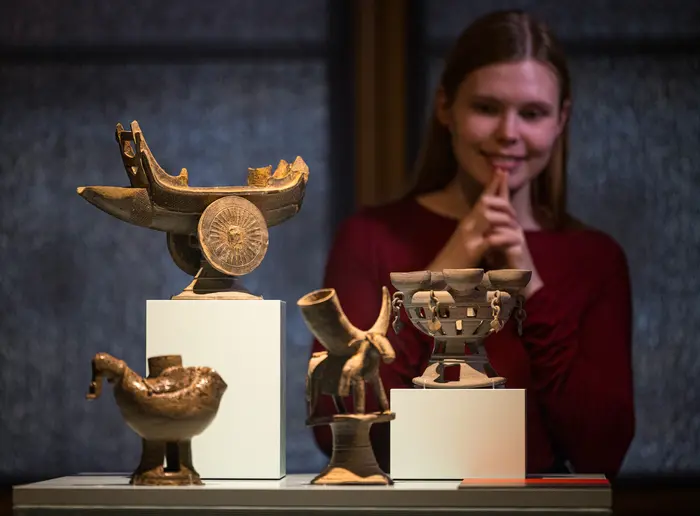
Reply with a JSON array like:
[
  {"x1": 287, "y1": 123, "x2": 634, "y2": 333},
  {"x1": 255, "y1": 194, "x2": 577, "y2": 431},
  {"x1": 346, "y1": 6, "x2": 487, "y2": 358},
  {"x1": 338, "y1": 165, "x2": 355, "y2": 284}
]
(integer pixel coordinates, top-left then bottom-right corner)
[
  {"x1": 472, "y1": 103, "x2": 499, "y2": 115},
  {"x1": 521, "y1": 108, "x2": 549, "y2": 121}
]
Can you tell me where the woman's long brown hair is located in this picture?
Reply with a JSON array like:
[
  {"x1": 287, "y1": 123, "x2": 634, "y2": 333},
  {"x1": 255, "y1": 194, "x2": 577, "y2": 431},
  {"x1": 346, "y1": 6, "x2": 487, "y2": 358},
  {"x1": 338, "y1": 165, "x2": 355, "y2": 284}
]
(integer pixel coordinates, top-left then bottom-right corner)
[{"x1": 410, "y1": 10, "x2": 576, "y2": 230}]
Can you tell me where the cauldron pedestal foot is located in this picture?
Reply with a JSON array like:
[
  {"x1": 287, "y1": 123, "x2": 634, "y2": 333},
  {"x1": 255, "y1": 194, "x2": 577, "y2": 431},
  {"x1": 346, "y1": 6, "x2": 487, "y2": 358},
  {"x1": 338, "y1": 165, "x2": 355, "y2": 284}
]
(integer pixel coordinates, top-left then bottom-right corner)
[
  {"x1": 413, "y1": 362, "x2": 506, "y2": 389},
  {"x1": 131, "y1": 439, "x2": 203, "y2": 486},
  {"x1": 131, "y1": 466, "x2": 203, "y2": 486},
  {"x1": 308, "y1": 413, "x2": 395, "y2": 485}
]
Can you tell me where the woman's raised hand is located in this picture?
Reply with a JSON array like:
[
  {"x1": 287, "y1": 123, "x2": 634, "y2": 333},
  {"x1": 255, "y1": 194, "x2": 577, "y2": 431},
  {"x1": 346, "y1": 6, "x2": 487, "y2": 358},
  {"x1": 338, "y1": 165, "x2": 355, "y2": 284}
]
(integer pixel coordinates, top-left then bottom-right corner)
[
  {"x1": 453, "y1": 169, "x2": 520, "y2": 266},
  {"x1": 428, "y1": 169, "x2": 519, "y2": 271},
  {"x1": 482, "y1": 170, "x2": 528, "y2": 269}
]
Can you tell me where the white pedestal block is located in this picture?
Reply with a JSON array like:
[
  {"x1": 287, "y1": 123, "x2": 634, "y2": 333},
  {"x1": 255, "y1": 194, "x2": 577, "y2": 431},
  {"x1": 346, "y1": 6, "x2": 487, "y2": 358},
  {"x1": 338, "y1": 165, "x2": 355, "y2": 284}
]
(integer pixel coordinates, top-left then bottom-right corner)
[
  {"x1": 146, "y1": 300, "x2": 285, "y2": 480},
  {"x1": 389, "y1": 388, "x2": 525, "y2": 480}
]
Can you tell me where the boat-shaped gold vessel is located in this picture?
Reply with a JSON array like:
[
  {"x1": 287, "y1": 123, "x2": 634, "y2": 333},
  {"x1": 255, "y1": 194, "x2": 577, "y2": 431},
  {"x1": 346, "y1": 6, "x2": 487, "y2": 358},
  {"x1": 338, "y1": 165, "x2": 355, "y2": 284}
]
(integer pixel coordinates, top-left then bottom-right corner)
[
  {"x1": 77, "y1": 121, "x2": 310, "y2": 289},
  {"x1": 78, "y1": 120, "x2": 309, "y2": 234}
]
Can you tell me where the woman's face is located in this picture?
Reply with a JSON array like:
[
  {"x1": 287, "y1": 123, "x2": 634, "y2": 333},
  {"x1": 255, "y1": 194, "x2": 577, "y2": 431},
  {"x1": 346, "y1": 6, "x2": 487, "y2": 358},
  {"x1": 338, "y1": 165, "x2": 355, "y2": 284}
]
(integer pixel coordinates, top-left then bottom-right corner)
[{"x1": 437, "y1": 58, "x2": 569, "y2": 192}]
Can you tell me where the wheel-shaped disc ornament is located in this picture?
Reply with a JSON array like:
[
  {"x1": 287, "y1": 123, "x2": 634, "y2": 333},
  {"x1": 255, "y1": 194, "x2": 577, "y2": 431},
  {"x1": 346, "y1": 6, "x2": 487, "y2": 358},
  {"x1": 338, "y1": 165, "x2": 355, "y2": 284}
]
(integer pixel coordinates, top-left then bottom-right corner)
[{"x1": 197, "y1": 196, "x2": 269, "y2": 276}]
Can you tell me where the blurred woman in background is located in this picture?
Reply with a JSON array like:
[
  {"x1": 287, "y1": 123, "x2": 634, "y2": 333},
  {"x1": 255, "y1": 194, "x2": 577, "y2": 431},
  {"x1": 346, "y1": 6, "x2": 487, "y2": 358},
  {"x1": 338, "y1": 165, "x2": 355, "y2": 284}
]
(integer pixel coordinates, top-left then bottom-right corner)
[{"x1": 310, "y1": 9, "x2": 635, "y2": 477}]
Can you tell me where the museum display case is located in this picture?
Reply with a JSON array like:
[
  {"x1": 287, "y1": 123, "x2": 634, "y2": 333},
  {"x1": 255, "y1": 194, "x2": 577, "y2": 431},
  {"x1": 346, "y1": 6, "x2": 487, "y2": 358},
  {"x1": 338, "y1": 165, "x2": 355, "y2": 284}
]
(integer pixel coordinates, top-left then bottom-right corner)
[{"x1": 11, "y1": 121, "x2": 610, "y2": 513}]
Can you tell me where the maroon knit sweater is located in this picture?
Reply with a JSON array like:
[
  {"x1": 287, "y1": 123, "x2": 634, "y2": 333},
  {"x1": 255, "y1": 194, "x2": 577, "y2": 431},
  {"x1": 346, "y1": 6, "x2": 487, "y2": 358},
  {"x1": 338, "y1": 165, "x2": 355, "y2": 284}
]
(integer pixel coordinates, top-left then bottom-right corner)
[{"x1": 310, "y1": 196, "x2": 635, "y2": 477}]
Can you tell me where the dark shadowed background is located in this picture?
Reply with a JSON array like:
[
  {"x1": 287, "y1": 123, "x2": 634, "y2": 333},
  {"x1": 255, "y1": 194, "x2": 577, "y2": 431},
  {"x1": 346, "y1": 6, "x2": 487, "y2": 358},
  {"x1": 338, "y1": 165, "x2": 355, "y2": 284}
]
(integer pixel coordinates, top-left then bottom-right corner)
[{"x1": 0, "y1": 0, "x2": 699, "y2": 486}]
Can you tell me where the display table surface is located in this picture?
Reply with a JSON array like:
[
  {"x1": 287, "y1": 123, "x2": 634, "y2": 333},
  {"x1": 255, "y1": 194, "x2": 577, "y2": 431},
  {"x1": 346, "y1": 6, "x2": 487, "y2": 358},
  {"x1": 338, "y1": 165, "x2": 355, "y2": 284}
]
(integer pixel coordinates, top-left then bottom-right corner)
[{"x1": 13, "y1": 473, "x2": 612, "y2": 515}]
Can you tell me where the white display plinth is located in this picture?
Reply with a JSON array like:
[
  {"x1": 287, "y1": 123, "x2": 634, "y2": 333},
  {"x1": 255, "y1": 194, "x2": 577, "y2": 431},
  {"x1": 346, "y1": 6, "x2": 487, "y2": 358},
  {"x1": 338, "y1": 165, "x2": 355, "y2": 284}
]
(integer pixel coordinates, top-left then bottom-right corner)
[
  {"x1": 390, "y1": 388, "x2": 525, "y2": 480},
  {"x1": 146, "y1": 299, "x2": 285, "y2": 480}
]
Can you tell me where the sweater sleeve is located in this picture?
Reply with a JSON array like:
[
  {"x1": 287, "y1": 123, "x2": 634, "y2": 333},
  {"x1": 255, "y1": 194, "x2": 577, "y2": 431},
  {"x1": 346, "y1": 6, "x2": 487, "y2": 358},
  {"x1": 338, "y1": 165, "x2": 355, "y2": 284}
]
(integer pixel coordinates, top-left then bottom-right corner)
[
  {"x1": 519, "y1": 242, "x2": 635, "y2": 477},
  {"x1": 309, "y1": 215, "x2": 431, "y2": 470}
]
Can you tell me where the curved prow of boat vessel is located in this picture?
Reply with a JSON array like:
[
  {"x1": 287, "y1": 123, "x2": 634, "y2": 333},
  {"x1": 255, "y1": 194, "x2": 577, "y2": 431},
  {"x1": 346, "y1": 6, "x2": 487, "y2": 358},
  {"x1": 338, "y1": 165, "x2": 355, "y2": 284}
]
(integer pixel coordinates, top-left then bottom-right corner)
[
  {"x1": 115, "y1": 122, "x2": 149, "y2": 189},
  {"x1": 131, "y1": 121, "x2": 190, "y2": 191}
]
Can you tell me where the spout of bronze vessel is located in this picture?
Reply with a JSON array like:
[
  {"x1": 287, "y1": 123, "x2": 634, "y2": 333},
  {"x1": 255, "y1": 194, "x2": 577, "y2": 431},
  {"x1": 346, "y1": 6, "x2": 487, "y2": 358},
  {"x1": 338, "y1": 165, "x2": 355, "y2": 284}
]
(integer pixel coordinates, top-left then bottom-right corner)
[
  {"x1": 298, "y1": 286, "x2": 392, "y2": 358},
  {"x1": 76, "y1": 186, "x2": 198, "y2": 234},
  {"x1": 297, "y1": 288, "x2": 365, "y2": 357}
]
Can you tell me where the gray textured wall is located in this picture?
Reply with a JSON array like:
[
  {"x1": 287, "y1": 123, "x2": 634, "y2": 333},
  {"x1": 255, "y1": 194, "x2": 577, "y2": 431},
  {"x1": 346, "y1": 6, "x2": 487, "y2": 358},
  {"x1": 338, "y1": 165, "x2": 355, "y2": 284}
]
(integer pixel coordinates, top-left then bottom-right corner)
[
  {"x1": 0, "y1": 0, "x2": 327, "y2": 46},
  {"x1": 425, "y1": 0, "x2": 699, "y2": 40},
  {"x1": 568, "y1": 55, "x2": 700, "y2": 474},
  {"x1": 0, "y1": 0, "x2": 332, "y2": 483},
  {"x1": 425, "y1": 0, "x2": 700, "y2": 475}
]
